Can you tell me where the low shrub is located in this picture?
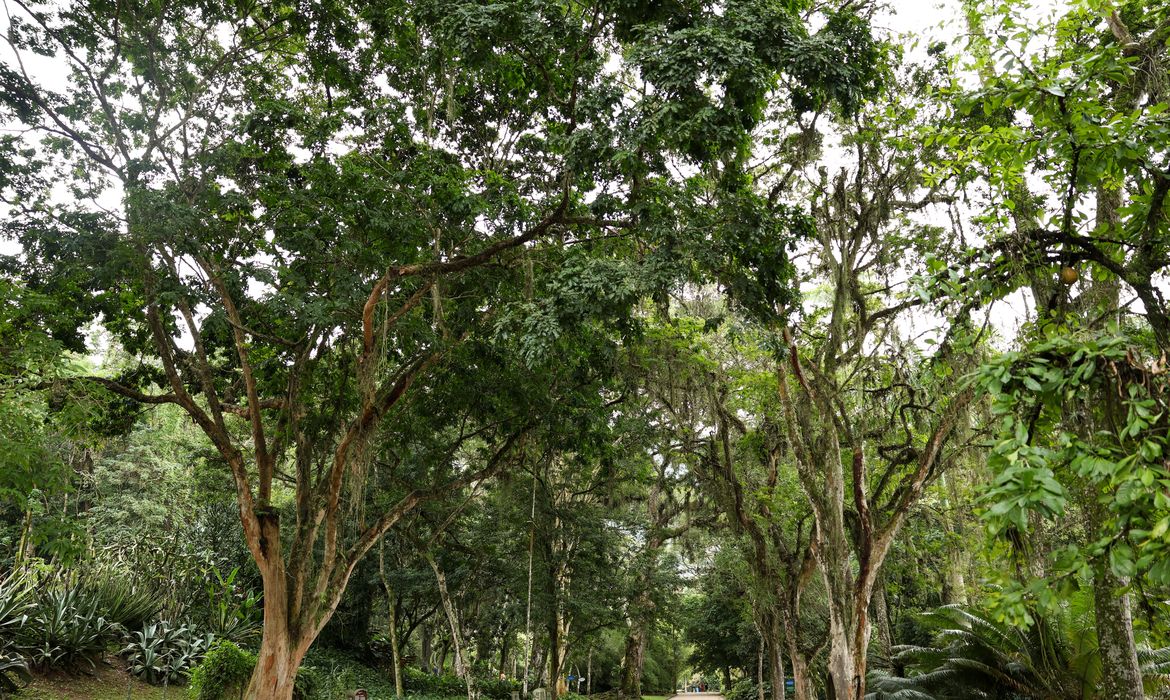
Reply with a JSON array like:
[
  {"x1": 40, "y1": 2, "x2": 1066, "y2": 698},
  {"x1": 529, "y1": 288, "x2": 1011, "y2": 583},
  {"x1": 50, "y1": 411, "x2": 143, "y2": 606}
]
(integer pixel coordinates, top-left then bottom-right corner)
[
  {"x1": 403, "y1": 665, "x2": 467, "y2": 696},
  {"x1": 724, "y1": 678, "x2": 770, "y2": 700},
  {"x1": 187, "y1": 639, "x2": 254, "y2": 700},
  {"x1": 0, "y1": 576, "x2": 32, "y2": 697},
  {"x1": 477, "y1": 675, "x2": 522, "y2": 700},
  {"x1": 294, "y1": 664, "x2": 324, "y2": 699},
  {"x1": 0, "y1": 575, "x2": 31, "y2": 660},
  {"x1": 122, "y1": 620, "x2": 214, "y2": 685},
  {"x1": 203, "y1": 566, "x2": 261, "y2": 644}
]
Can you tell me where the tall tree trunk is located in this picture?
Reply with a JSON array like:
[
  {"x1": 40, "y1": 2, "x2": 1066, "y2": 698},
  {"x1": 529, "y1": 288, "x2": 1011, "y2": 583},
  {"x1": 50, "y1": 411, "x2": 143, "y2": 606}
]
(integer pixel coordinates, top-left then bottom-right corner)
[
  {"x1": 524, "y1": 476, "x2": 537, "y2": 698},
  {"x1": 586, "y1": 646, "x2": 593, "y2": 696},
  {"x1": 429, "y1": 554, "x2": 475, "y2": 700},
  {"x1": 499, "y1": 636, "x2": 510, "y2": 679},
  {"x1": 756, "y1": 634, "x2": 766, "y2": 700},
  {"x1": 244, "y1": 517, "x2": 310, "y2": 700},
  {"x1": 379, "y1": 543, "x2": 404, "y2": 698},
  {"x1": 246, "y1": 629, "x2": 309, "y2": 700},
  {"x1": 781, "y1": 612, "x2": 812, "y2": 700},
  {"x1": 941, "y1": 473, "x2": 969, "y2": 605},
  {"x1": 244, "y1": 561, "x2": 310, "y2": 700},
  {"x1": 547, "y1": 612, "x2": 561, "y2": 700},
  {"x1": 423, "y1": 625, "x2": 434, "y2": 672}
]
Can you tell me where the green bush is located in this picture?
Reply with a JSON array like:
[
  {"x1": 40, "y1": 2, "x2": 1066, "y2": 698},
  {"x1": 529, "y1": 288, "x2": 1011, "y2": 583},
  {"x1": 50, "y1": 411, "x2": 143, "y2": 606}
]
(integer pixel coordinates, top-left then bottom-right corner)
[
  {"x1": 187, "y1": 639, "x2": 255, "y2": 700},
  {"x1": 203, "y1": 566, "x2": 261, "y2": 644},
  {"x1": 402, "y1": 665, "x2": 467, "y2": 696},
  {"x1": 477, "y1": 675, "x2": 522, "y2": 699},
  {"x1": 724, "y1": 678, "x2": 769, "y2": 700},
  {"x1": 122, "y1": 620, "x2": 214, "y2": 685},
  {"x1": 0, "y1": 576, "x2": 31, "y2": 697},
  {"x1": 294, "y1": 664, "x2": 324, "y2": 699}
]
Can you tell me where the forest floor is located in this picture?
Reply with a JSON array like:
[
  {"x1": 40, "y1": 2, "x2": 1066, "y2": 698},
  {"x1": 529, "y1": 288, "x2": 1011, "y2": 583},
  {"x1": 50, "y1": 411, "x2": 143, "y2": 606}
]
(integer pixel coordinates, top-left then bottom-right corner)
[{"x1": 18, "y1": 663, "x2": 179, "y2": 700}]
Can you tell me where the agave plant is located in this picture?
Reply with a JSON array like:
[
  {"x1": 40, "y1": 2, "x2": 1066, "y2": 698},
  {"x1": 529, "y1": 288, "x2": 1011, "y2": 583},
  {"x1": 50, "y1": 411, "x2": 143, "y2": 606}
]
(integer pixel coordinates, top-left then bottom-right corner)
[
  {"x1": 122, "y1": 620, "x2": 215, "y2": 685},
  {"x1": 0, "y1": 575, "x2": 31, "y2": 651},
  {"x1": 867, "y1": 604, "x2": 1170, "y2": 700},
  {"x1": 0, "y1": 576, "x2": 32, "y2": 698},
  {"x1": 81, "y1": 570, "x2": 162, "y2": 631},
  {"x1": 20, "y1": 586, "x2": 119, "y2": 672}
]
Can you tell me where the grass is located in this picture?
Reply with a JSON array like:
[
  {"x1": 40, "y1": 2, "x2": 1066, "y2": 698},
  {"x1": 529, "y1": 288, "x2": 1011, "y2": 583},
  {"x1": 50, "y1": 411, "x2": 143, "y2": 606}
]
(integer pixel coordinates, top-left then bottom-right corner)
[
  {"x1": 17, "y1": 663, "x2": 180, "y2": 699},
  {"x1": 643, "y1": 695, "x2": 671, "y2": 700}
]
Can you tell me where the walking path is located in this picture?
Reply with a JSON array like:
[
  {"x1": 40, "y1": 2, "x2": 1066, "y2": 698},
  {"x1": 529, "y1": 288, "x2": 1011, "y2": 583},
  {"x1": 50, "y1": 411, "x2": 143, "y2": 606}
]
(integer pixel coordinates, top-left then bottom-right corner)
[{"x1": 667, "y1": 693, "x2": 725, "y2": 700}]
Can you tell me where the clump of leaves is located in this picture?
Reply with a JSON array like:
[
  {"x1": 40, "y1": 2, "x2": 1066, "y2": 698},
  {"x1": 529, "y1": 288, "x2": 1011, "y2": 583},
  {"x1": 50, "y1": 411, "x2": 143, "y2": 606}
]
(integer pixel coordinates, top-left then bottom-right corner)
[
  {"x1": 81, "y1": 569, "x2": 162, "y2": 631},
  {"x1": 202, "y1": 566, "x2": 261, "y2": 644}
]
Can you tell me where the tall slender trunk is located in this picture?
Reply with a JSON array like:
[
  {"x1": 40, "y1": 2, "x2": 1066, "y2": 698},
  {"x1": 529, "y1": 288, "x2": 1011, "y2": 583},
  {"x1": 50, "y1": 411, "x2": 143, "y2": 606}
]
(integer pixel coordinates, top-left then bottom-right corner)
[
  {"x1": 755, "y1": 635, "x2": 765, "y2": 700},
  {"x1": 547, "y1": 611, "x2": 560, "y2": 700},
  {"x1": 780, "y1": 612, "x2": 812, "y2": 700},
  {"x1": 429, "y1": 553, "x2": 474, "y2": 700},
  {"x1": 16, "y1": 491, "x2": 34, "y2": 566},
  {"x1": 1090, "y1": 496, "x2": 1144, "y2": 700},
  {"x1": 941, "y1": 473, "x2": 969, "y2": 605},
  {"x1": 423, "y1": 625, "x2": 434, "y2": 672},
  {"x1": 524, "y1": 476, "x2": 537, "y2": 698},
  {"x1": 586, "y1": 646, "x2": 592, "y2": 696},
  {"x1": 379, "y1": 543, "x2": 404, "y2": 698}
]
